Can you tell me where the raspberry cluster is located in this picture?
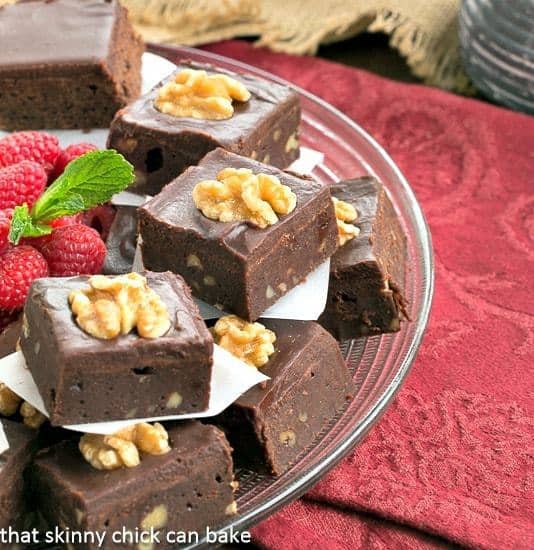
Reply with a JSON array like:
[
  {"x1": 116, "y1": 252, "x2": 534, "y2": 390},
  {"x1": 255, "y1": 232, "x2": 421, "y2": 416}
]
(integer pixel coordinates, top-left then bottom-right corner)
[{"x1": 0, "y1": 131, "x2": 114, "y2": 318}]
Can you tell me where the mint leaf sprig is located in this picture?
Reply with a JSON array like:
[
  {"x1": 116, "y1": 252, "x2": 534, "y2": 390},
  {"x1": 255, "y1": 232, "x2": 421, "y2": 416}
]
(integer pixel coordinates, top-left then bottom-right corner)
[{"x1": 9, "y1": 150, "x2": 135, "y2": 245}]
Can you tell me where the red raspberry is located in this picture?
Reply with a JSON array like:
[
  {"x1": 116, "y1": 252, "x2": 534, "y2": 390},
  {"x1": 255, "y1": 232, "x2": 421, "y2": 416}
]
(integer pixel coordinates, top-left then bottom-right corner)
[
  {"x1": 51, "y1": 143, "x2": 97, "y2": 181},
  {"x1": 37, "y1": 224, "x2": 106, "y2": 276},
  {"x1": 82, "y1": 204, "x2": 116, "y2": 241},
  {"x1": 0, "y1": 209, "x2": 13, "y2": 255},
  {"x1": 22, "y1": 213, "x2": 83, "y2": 250},
  {"x1": 0, "y1": 245, "x2": 49, "y2": 311},
  {"x1": 51, "y1": 213, "x2": 83, "y2": 229},
  {"x1": 0, "y1": 131, "x2": 60, "y2": 174},
  {"x1": 0, "y1": 161, "x2": 47, "y2": 210}
]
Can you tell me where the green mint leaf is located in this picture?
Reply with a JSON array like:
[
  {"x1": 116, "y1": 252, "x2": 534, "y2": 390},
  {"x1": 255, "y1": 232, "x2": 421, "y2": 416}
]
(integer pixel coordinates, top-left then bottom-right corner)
[
  {"x1": 8, "y1": 205, "x2": 31, "y2": 244},
  {"x1": 8, "y1": 204, "x2": 52, "y2": 245},
  {"x1": 30, "y1": 193, "x2": 86, "y2": 221},
  {"x1": 31, "y1": 150, "x2": 134, "y2": 223},
  {"x1": 8, "y1": 150, "x2": 134, "y2": 243}
]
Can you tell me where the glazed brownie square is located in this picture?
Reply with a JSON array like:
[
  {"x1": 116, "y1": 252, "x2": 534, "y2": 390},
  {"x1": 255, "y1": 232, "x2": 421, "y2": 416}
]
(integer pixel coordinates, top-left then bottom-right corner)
[
  {"x1": 0, "y1": 0, "x2": 143, "y2": 130},
  {"x1": 215, "y1": 320, "x2": 354, "y2": 475},
  {"x1": 107, "y1": 60, "x2": 301, "y2": 195},
  {"x1": 139, "y1": 148, "x2": 337, "y2": 321},
  {"x1": 319, "y1": 177, "x2": 409, "y2": 339},
  {"x1": 19, "y1": 272, "x2": 213, "y2": 426},
  {"x1": 32, "y1": 422, "x2": 236, "y2": 549},
  {"x1": 0, "y1": 419, "x2": 38, "y2": 531}
]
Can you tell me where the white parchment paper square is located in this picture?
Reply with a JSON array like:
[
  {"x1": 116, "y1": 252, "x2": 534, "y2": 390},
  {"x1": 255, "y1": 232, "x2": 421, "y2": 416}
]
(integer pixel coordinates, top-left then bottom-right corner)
[
  {"x1": 0, "y1": 348, "x2": 268, "y2": 435},
  {"x1": 0, "y1": 422, "x2": 9, "y2": 455}
]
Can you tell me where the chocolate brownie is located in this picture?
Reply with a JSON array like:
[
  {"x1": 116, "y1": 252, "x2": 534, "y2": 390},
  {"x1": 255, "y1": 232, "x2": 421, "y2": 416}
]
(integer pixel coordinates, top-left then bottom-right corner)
[
  {"x1": 0, "y1": 0, "x2": 144, "y2": 130},
  {"x1": 19, "y1": 272, "x2": 213, "y2": 426},
  {"x1": 108, "y1": 61, "x2": 301, "y2": 194},
  {"x1": 319, "y1": 177, "x2": 409, "y2": 339},
  {"x1": 215, "y1": 320, "x2": 354, "y2": 475},
  {"x1": 139, "y1": 148, "x2": 337, "y2": 321},
  {"x1": 32, "y1": 422, "x2": 236, "y2": 549},
  {"x1": 0, "y1": 315, "x2": 21, "y2": 359}
]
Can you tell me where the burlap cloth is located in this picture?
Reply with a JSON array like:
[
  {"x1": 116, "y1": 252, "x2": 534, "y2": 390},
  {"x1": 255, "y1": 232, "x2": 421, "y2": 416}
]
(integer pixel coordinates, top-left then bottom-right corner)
[{"x1": 120, "y1": 0, "x2": 470, "y2": 92}]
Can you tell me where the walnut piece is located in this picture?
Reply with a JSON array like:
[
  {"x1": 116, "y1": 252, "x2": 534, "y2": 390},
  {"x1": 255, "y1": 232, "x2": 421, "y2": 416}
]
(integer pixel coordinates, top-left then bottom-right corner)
[
  {"x1": 20, "y1": 401, "x2": 46, "y2": 429},
  {"x1": 285, "y1": 133, "x2": 299, "y2": 153},
  {"x1": 154, "y1": 69, "x2": 251, "y2": 120},
  {"x1": 69, "y1": 273, "x2": 171, "y2": 340},
  {"x1": 79, "y1": 422, "x2": 171, "y2": 471},
  {"x1": 0, "y1": 384, "x2": 46, "y2": 429},
  {"x1": 193, "y1": 167, "x2": 297, "y2": 229},
  {"x1": 279, "y1": 429, "x2": 297, "y2": 447},
  {"x1": 332, "y1": 197, "x2": 360, "y2": 246},
  {"x1": 0, "y1": 383, "x2": 22, "y2": 416},
  {"x1": 225, "y1": 501, "x2": 238, "y2": 516},
  {"x1": 212, "y1": 315, "x2": 276, "y2": 367},
  {"x1": 141, "y1": 504, "x2": 168, "y2": 530}
]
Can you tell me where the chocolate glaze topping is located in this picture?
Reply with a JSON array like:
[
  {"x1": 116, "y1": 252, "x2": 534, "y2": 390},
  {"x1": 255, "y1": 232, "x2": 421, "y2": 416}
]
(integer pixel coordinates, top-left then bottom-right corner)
[
  {"x1": 141, "y1": 148, "x2": 325, "y2": 259},
  {"x1": 0, "y1": 0, "x2": 120, "y2": 72},
  {"x1": 119, "y1": 61, "x2": 297, "y2": 147},
  {"x1": 26, "y1": 272, "x2": 208, "y2": 356}
]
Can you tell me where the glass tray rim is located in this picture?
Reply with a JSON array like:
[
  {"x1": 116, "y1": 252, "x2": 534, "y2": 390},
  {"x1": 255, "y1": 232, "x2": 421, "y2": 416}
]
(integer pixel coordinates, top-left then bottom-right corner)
[{"x1": 148, "y1": 44, "x2": 435, "y2": 546}]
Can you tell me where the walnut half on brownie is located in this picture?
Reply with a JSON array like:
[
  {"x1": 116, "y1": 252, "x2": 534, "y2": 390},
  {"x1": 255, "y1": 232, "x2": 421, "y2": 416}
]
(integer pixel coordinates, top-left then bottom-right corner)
[{"x1": 0, "y1": 0, "x2": 144, "y2": 130}]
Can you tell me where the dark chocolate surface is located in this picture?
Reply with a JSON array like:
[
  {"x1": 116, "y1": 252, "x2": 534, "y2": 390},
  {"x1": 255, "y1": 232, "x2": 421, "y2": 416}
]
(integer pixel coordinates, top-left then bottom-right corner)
[
  {"x1": 233, "y1": 321, "x2": 330, "y2": 408},
  {"x1": 102, "y1": 206, "x2": 139, "y2": 275},
  {"x1": 319, "y1": 177, "x2": 408, "y2": 339},
  {"x1": 142, "y1": 149, "x2": 327, "y2": 258},
  {"x1": 20, "y1": 272, "x2": 213, "y2": 425},
  {"x1": 116, "y1": 61, "x2": 297, "y2": 146},
  {"x1": 0, "y1": 0, "x2": 143, "y2": 130},
  {"x1": 32, "y1": 422, "x2": 236, "y2": 549},
  {"x1": 26, "y1": 272, "x2": 208, "y2": 356},
  {"x1": 0, "y1": 0, "x2": 121, "y2": 72},
  {"x1": 216, "y1": 320, "x2": 354, "y2": 475},
  {"x1": 140, "y1": 148, "x2": 337, "y2": 320},
  {"x1": 329, "y1": 177, "x2": 405, "y2": 277}
]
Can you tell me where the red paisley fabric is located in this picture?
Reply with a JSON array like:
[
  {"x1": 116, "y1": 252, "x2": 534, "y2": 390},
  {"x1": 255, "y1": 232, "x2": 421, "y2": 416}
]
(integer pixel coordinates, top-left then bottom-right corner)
[{"x1": 196, "y1": 40, "x2": 534, "y2": 549}]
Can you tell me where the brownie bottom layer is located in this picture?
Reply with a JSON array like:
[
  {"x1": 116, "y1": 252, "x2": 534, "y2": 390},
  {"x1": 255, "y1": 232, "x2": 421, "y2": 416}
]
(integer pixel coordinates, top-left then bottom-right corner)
[{"x1": 320, "y1": 267, "x2": 409, "y2": 339}]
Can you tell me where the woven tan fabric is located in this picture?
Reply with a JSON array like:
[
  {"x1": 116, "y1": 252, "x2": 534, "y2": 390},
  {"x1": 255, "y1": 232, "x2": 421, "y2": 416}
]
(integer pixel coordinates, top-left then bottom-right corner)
[
  {"x1": 120, "y1": 0, "x2": 470, "y2": 92},
  {"x1": 0, "y1": 0, "x2": 469, "y2": 91},
  {"x1": 120, "y1": 0, "x2": 262, "y2": 45}
]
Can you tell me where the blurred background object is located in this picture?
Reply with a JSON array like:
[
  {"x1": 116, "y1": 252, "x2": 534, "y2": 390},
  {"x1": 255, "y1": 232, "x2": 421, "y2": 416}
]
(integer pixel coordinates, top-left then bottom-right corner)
[
  {"x1": 121, "y1": 0, "x2": 472, "y2": 93},
  {"x1": 459, "y1": 0, "x2": 534, "y2": 114}
]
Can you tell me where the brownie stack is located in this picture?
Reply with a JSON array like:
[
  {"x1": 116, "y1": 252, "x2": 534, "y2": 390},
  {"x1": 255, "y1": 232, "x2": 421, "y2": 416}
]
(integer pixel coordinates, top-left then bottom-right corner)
[
  {"x1": 103, "y1": 56, "x2": 409, "y2": 478},
  {"x1": 103, "y1": 54, "x2": 409, "y2": 341},
  {"x1": 12, "y1": 271, "x2": 238, "y2": 547}
]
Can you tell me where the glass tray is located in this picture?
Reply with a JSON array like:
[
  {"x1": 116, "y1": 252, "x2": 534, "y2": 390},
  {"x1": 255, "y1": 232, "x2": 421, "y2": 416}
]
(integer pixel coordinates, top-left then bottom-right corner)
[{"x1": 148, "y1": 45, "x2": 435, "y2": 548}]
